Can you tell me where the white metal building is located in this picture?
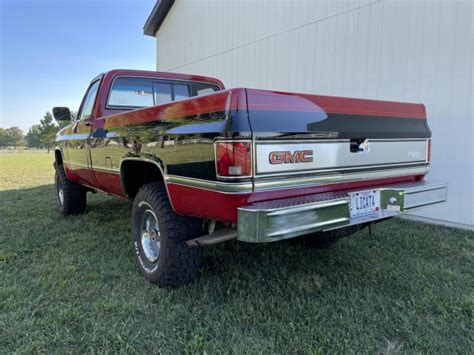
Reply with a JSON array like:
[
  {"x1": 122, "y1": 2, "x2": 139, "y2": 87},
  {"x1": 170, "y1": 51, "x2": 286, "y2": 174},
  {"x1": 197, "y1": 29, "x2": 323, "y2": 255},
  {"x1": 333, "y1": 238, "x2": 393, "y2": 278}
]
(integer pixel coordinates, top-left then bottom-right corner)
[{"x1": 144, "y1": 0, "x2": 473, "y2": 229}]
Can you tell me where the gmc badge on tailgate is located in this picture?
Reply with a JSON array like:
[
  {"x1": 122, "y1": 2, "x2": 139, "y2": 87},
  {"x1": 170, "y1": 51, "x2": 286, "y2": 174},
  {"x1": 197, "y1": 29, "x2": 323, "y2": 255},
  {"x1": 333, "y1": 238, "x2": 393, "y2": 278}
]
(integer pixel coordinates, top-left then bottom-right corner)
[{"x1": 269, "y1": 150, "x2": 314, "y2": 164}]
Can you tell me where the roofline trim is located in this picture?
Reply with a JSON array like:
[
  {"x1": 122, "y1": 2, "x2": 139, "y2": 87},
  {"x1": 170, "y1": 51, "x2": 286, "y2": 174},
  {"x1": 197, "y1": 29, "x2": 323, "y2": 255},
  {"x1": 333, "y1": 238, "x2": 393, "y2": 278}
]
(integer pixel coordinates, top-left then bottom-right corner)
[{"x1": 143, "y1": 0, "x2": 175, "y2": 37}]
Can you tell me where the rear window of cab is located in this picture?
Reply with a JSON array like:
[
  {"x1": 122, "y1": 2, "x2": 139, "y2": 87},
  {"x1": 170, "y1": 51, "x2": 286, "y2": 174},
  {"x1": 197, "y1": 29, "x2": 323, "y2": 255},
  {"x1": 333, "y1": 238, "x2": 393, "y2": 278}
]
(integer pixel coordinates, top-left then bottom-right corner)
[{"x1": 107, "y1": 77, "x2": 220, "y2": 109}]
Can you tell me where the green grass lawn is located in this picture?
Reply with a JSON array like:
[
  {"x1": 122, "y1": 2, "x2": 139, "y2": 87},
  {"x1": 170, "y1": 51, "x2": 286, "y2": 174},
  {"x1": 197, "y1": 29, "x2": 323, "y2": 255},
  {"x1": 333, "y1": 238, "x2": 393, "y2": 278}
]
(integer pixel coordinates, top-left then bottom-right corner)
[{"x1": 1, "y1": 152, "x2": 473, "y2": 353}]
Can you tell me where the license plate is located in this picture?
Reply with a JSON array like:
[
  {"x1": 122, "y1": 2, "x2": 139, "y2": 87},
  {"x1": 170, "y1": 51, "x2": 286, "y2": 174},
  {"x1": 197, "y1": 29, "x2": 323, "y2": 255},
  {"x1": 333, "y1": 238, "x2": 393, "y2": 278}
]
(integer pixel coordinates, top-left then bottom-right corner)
[{"x1": 350, "y1": 190, "x2": 380, "y2": 218}]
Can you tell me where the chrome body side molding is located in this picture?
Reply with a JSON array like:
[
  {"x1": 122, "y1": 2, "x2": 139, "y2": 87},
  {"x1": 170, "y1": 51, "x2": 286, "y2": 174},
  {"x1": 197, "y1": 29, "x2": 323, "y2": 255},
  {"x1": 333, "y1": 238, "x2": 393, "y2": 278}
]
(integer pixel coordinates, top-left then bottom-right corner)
[
  {"x1": 162, "y1": 165, "x2": 429, "y2": 194},
  {"x1": 253, "y1": 164, "x2": 428, "y2": 191},
  {"x1": 165, "y1": 174, "x2": 253, "y2": 193}
]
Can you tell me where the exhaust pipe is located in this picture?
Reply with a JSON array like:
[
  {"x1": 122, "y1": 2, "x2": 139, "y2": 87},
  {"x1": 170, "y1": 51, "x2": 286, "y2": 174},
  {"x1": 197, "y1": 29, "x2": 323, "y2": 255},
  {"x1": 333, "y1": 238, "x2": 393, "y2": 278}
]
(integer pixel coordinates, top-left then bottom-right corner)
[{"x1": 186, "y1": 229, "x2": 237, "y2": 247}]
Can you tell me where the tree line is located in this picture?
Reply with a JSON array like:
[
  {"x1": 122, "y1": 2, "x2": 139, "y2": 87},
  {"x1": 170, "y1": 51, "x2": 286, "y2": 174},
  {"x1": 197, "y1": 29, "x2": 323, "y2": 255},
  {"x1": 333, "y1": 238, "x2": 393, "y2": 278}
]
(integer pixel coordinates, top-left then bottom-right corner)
[{"x1": 0, "y1": 111, "x2": 75, "y2": 152}]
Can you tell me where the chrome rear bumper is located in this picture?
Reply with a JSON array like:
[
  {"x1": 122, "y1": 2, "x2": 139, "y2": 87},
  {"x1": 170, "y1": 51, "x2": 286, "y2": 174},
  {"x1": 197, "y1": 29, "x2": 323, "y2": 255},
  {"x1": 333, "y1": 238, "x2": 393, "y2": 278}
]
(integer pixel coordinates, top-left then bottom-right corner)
[{"x1": 237, "y1": 180, "x2": 448, "y2": 243}]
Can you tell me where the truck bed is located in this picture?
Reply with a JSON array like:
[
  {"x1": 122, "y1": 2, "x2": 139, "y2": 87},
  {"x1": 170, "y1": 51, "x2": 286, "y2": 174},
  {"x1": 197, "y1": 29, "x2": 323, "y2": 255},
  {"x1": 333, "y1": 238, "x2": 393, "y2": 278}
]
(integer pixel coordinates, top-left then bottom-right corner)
[{"x1": 91, "y1": 87, "x2": 430, "y2": 221}]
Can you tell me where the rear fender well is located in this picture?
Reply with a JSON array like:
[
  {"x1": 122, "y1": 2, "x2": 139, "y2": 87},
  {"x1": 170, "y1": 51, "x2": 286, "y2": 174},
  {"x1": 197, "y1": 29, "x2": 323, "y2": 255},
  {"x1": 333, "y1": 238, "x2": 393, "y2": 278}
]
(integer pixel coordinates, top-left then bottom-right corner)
[
  {"x1": 54, "y1": 147, "x2": 76, "y2": 182},
  {"x1": 119, "y1": 157, "x2": 176, "y2": 211},
  {"x1": 54, "y1": 149, "x2": 64, "y2": 166}
]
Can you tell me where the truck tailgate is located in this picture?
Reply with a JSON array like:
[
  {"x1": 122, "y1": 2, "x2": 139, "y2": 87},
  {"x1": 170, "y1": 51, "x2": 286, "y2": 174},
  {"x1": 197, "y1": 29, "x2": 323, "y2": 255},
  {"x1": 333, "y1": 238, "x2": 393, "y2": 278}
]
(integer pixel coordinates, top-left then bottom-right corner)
[{"x1": 255, "y1": 139, "x2": 428, "y2": 176}]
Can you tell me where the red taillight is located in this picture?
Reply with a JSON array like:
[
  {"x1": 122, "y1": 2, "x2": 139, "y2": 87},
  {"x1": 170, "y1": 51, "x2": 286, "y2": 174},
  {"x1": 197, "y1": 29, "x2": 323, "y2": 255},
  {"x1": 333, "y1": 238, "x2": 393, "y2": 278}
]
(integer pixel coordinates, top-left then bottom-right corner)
[
  {"x1": 427, "y1": 139, "x2": 431, "y2": 162},
  {"x1": 215, "y1": 141, "x2": 252, "y2": 178}
]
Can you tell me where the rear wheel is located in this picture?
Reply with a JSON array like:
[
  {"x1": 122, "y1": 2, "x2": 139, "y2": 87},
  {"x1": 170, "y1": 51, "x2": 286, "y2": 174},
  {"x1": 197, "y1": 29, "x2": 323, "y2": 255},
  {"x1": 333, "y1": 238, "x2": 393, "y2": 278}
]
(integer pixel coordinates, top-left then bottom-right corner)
[
  {"x1": 54, "y1": 162, "x2": 87, "y2": 215},
  {"x1": 294, "y1": 224, "x2": 367, "y2": 248},
  {"x1": 131, "y1": 182, "x2": 203, "y2": 287}
]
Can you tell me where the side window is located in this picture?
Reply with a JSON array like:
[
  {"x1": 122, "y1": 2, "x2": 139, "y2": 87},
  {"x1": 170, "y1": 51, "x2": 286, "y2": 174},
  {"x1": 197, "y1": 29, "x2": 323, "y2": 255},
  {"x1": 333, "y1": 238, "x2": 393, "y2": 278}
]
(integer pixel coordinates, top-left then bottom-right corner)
[
  {"x1": 107, "y1": 77, "x2": 222, "y2": 109},
  {"x1": 174, "y1": 84, "x2": 190, "y2": 101},
  {"x1": 78, "y1": 80, "x2": 100, "y2": 121},
  {"x1": 195, "y1": 87, "x2": 216, "y2": 96},
  {"x1": 108, "y1": 77, "x2": 154, "y2": 108},
  {"x1": 153, "y1": 83, "x2": 172, "y2": 105},
  {"x1": 190, "y1": 83, "x2": 220, "y2": 97}
]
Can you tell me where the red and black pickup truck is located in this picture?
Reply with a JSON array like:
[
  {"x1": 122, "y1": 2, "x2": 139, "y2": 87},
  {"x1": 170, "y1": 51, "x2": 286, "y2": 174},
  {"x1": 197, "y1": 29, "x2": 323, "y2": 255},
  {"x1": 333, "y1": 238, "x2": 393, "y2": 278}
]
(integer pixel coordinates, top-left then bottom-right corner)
[{"x1": 53, "y1": 69, "x2": 447, "y2": 287}]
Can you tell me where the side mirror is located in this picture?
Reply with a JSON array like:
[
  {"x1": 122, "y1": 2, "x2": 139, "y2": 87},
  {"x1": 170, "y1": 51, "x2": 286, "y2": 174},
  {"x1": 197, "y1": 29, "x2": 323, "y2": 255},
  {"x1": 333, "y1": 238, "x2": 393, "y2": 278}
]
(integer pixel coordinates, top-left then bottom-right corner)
[{"x1": 52, "y1": 107, "x2": 72, "y2": 121}]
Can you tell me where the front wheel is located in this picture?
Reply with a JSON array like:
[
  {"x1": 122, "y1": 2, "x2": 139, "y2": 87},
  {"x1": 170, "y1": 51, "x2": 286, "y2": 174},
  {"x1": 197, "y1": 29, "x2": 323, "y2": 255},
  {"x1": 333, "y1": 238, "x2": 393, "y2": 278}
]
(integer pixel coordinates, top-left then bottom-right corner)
[
  {"x1": 55, "y1": 163, "x2": 87, "y2": 216},
  {"x1": 131, "y1": 182, "x2": 203, "y2": 287}
]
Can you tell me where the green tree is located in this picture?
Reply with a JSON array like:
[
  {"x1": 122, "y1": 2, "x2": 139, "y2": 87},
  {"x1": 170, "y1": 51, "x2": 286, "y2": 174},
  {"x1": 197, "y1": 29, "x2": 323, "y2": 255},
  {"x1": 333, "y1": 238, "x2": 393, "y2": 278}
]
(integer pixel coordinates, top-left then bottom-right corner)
[
  {"x1": 3, "y1": 127, "x2": 25, "y2": 148},
  {"x1": 38, "y1": 112, "x2": 58, "y2": 153},
  {"x1": 26, "y1": 124, "x2": 43, "y2": 148},
  {"x1": 0, "y1": 128, "x2": 7, "y2": 148}
]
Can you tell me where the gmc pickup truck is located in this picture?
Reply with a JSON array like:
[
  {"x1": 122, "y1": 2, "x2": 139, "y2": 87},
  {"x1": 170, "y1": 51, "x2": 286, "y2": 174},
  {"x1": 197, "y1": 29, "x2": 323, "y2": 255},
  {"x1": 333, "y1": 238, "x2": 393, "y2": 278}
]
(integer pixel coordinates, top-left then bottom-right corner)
[{"x1": 53, "y1": 69, "x2": 447, "y2": 287}]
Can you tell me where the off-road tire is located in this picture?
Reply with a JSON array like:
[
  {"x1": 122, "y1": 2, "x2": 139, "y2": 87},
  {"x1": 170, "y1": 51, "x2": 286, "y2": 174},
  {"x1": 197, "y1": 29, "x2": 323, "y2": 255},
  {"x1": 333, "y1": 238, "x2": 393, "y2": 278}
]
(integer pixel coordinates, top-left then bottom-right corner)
[
  {"x1": 131, "y1": 182, "x2": 203, "y2": 287},
  {"x1": 295, "y1": 224, "x2": 368, "y2": 249},
  {"x1": 54, "y1": 162, "x2": 87, "y2": 215}
]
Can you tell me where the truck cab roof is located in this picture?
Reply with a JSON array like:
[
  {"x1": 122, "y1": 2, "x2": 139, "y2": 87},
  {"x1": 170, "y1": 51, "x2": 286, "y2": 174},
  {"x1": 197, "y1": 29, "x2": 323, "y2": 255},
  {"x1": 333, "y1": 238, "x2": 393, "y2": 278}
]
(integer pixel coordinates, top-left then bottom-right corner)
[{"x1": 97, "y1": 69, "x2": 225, "y2": 89}]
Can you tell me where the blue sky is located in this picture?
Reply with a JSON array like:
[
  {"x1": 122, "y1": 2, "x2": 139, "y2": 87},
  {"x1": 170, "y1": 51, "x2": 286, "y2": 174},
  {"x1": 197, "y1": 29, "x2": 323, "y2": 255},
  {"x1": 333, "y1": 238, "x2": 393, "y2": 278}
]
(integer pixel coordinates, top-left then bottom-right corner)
[{"x1": 0, "y1": 0, "x2": 156, "y2": 132}]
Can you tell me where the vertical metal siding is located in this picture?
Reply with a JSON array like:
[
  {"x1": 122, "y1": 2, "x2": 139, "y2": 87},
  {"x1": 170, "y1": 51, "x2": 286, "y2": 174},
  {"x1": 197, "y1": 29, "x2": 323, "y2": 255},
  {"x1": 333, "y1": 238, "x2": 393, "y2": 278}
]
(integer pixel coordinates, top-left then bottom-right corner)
[{"x1": 156, "y1": 0, "x2": 473, "y2": 227}]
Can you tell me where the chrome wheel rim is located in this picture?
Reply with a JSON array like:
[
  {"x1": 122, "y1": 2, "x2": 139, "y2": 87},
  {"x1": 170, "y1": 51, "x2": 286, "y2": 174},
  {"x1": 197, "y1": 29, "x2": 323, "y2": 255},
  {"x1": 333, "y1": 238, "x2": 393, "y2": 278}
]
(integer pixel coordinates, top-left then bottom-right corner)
[
  {"x1": 58, "y1": 188, "x2": 64, "y2": 205},
  {"x1": 140, "y1": 209, "x2": 160, "y2": 263},
  {"x1": 56, "y1": 175, "x2": 64, "y2": 206}
]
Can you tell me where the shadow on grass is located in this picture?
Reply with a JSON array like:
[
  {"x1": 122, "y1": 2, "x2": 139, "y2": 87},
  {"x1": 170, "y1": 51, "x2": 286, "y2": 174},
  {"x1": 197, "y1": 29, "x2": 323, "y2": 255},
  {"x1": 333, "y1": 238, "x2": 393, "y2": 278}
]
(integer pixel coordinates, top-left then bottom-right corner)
[
  {"x1": 1, "y1": 183, "x2": 470, "y2": 290},
  {"x1": 1, "y1": 184, "x2": 376, "y2": 287}
]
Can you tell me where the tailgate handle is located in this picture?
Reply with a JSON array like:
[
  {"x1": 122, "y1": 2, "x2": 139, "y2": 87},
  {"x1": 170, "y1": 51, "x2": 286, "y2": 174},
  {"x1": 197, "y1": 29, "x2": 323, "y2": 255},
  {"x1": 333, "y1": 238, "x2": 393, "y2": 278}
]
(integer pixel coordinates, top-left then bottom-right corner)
[{"x1": 350, "y1": 138, "x2": 369, "y2": 153}]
